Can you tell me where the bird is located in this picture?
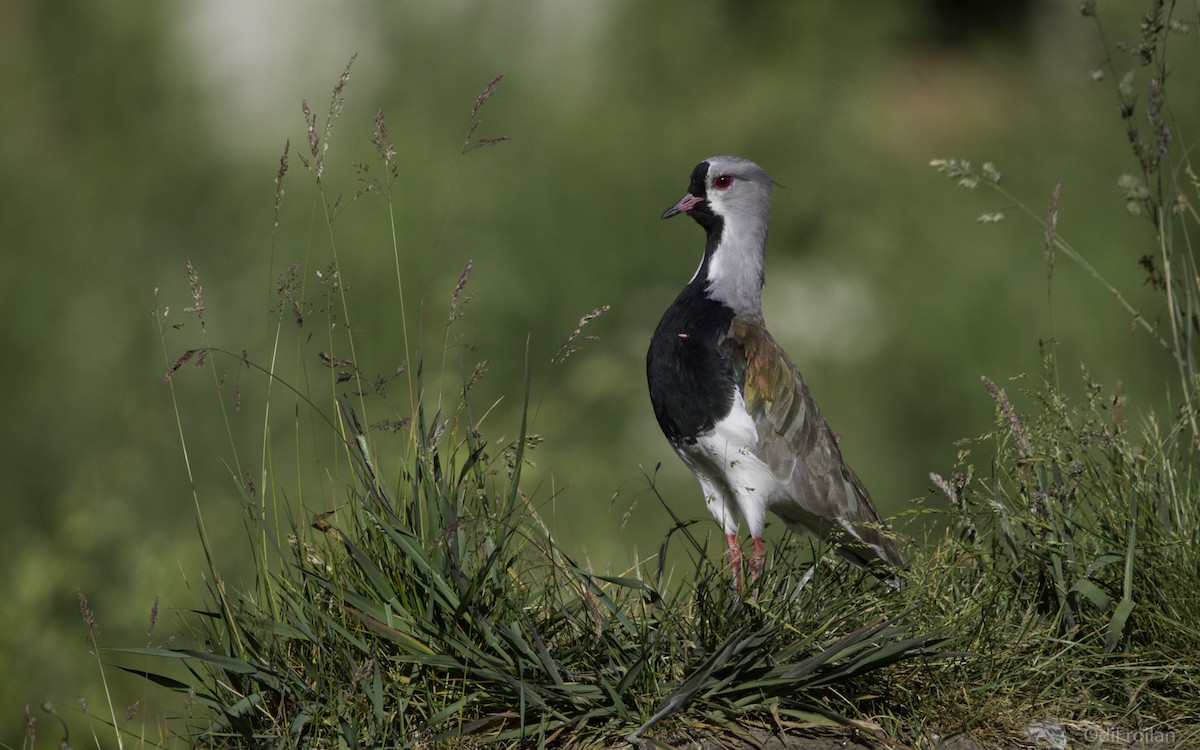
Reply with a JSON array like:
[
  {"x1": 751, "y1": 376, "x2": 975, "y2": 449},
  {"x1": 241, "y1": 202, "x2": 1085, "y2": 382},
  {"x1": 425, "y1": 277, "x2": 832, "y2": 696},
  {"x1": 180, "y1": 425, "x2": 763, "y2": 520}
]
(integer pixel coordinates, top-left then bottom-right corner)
[{"x1": 646, "y1": 155, "x2": 904, "y2": 589}]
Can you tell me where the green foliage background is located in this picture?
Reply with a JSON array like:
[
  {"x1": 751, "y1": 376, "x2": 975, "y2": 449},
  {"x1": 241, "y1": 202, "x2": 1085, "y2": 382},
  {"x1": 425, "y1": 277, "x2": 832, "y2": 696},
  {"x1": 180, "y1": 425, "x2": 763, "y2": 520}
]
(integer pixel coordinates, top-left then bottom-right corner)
[{"x1": 1, "y1": 0, "x2": 1196, "y2": 742}]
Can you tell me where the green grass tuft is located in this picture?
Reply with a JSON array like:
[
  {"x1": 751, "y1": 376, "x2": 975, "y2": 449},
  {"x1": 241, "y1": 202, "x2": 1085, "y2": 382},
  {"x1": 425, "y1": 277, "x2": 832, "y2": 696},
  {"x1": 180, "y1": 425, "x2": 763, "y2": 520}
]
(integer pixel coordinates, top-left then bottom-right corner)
[
  {"x1": 902, "y1": 348, "x2": 1200, "y2": 745},
  {"x1": 140, "y1": 343, "x2": 946, "y2": 747}
]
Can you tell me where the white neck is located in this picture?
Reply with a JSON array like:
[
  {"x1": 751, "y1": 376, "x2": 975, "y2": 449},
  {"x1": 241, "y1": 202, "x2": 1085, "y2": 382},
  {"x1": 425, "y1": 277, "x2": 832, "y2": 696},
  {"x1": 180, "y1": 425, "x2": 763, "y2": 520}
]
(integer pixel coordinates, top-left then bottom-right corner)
[{"x1": 705, "y1": 217, "x2": 767, "y2": 316}]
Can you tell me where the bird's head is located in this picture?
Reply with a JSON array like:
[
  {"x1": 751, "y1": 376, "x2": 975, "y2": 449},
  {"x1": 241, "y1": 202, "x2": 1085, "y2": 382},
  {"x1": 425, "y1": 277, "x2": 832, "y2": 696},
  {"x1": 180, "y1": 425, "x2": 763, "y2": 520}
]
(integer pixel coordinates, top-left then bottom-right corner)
[
  {"x1": 661, "y1": 156, "x2": 775, "y2": 313},
  {"x1": 661, "y1": 156, "x2": 774, "y2": 235}
]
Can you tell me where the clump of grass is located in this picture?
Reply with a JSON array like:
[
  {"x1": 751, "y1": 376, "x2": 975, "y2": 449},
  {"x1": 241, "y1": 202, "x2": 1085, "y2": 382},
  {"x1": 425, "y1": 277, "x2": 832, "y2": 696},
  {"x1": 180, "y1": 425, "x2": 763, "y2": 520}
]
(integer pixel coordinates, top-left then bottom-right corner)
[
  {"x1": 894, "y1": 347, "x2": 1200, "y2": 746},
  {"x1": 143, "y1": 386, "x2": 937, "y2": 747}
]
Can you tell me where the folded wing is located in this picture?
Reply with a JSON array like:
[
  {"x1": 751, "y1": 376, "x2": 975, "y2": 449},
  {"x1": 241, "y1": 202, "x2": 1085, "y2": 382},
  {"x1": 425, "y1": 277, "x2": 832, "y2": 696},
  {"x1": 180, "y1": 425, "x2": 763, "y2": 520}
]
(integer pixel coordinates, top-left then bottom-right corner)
[{"x1": 722, "y1": 316, "x2": 905, "y2": 569}]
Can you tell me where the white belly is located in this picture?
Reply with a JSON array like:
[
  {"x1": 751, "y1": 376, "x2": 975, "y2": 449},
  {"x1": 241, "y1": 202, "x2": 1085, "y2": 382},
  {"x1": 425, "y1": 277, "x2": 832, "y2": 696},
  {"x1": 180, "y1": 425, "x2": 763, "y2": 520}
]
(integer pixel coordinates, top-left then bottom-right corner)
[{"x1": 680, "y1": 390, "x2": 778, "y2": 536}]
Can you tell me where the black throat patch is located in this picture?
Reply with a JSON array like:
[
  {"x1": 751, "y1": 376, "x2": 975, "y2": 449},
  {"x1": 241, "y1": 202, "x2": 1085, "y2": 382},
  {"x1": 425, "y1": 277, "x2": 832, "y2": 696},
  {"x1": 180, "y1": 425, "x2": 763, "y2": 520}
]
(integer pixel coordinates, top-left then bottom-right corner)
[{"x1": 685, "y1": 160, "x2": 720, "y2": 233}]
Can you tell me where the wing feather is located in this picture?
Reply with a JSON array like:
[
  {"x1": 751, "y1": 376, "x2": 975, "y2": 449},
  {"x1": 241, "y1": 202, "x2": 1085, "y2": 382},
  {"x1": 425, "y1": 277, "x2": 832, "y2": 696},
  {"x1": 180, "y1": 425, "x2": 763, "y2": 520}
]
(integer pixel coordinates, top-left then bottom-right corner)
[{"x1": 721, "y1": 316, "x2": 904, "y2": 568}]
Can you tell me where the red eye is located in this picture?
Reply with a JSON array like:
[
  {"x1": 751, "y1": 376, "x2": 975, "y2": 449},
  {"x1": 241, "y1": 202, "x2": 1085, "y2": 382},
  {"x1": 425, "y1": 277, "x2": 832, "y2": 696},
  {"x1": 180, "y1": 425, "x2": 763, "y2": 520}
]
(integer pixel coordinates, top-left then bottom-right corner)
[{"x1": 713, "y1": 174, "x2": 734, "y2": 190}]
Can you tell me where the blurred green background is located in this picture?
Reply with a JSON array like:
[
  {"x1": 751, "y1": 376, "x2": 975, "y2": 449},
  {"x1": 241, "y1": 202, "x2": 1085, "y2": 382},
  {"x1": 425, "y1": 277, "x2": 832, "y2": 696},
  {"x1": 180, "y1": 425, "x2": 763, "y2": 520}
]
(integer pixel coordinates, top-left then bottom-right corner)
[{"x1": 3, "y1": 0, "x2": 1196, "y2": 742}]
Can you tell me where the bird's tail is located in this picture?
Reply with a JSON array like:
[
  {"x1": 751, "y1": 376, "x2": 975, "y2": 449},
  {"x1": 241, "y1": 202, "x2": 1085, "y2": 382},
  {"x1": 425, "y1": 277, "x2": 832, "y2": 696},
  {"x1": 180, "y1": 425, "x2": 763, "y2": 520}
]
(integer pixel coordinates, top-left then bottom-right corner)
[{"x1": 785, "y1": 518, "x2": 906, "y2": 587}]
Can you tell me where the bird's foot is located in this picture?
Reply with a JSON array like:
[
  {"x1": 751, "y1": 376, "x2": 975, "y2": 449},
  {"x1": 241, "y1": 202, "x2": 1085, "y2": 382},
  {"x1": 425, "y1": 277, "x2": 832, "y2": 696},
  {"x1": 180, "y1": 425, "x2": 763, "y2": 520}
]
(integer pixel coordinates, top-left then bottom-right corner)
[
  {"x1": 726, "y1": 535, "x2": 768, "y2": 600},
  {"x1": 725, "y1": 533, "x2": 743, "y2": 593},
  {"x1": 749, "y1": 536, "x2": 766, "y2": 582},
  {"x1": 742, "y1": 536, "x2": 766, "y2": 601}
]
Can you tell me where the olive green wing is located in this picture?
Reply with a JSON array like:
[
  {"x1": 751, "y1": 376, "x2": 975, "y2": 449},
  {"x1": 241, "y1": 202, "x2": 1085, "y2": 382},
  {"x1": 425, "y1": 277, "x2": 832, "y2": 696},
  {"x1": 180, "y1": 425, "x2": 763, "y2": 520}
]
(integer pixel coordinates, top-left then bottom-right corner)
[{"x1": 722, "y1": 316, "x2": 904, "y2": 568}]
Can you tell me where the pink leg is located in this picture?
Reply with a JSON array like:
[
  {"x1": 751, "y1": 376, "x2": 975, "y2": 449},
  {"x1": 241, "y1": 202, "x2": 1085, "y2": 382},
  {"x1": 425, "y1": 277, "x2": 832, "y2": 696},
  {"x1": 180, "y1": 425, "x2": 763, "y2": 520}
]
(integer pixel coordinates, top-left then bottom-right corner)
[
  {"x1": 749, "y1": 536, "x2": 766, "y2": 582},
  {"x1": 725, "y1": 533, "x2": 743, "y2": 590}
]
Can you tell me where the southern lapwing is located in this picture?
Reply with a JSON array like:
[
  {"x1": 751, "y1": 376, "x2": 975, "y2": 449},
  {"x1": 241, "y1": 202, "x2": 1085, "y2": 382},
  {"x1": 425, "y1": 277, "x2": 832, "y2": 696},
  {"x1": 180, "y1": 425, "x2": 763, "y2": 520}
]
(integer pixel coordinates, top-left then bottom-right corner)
[{"x1": 646, "y1": 155, "x2": 904, "y2": 589}]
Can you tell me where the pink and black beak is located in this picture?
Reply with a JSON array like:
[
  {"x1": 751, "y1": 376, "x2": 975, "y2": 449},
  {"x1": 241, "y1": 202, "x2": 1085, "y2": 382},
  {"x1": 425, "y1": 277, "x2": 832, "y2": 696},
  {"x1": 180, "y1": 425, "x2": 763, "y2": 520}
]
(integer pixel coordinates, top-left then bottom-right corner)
[{"x1": 661, "y1": 192, "x2": 704, "y2": 219}]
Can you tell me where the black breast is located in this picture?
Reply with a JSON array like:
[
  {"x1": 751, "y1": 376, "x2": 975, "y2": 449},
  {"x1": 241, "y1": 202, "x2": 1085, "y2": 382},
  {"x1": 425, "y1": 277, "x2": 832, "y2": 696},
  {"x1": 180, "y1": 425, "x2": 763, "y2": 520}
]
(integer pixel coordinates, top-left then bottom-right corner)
[{"x1": 646, "y1": 282, "x2": 736, "y2": 444}]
